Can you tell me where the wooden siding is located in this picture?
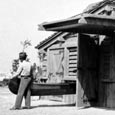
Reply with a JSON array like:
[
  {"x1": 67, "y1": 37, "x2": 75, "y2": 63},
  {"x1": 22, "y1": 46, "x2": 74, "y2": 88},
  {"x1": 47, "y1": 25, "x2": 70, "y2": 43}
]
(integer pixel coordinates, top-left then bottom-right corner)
[
  {"x1": 68, "y1": 47, "x2": 77, "y2": 77},
  {"x1": 77, "y1": 34, "x2": 98, "y2": 107},
  {"x1": 42, "y1": 56, "x2": 47, "y2": 71},
  {"x1": 99, "y1": 35, "x2": 115, "y2": 108},
  {"x1": 38, "y1": 33, "x2": 77, "y2": 103},
  {"x1": 99, "y1": 37, "x2": 111, "y2": 107}
]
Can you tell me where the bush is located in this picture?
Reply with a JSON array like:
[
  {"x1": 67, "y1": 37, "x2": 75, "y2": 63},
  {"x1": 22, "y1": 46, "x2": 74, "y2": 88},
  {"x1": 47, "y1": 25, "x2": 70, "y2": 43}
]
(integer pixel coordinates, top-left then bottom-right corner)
[
  {"x1": 0, "y1": 81, "x2": 4, "y2": 87},
  {"x1": 3, "y1": 78, "x2": 10, "y2": 86},
  {"x1": 0, "y1": 78, "x2": 10, "y2": 87}
]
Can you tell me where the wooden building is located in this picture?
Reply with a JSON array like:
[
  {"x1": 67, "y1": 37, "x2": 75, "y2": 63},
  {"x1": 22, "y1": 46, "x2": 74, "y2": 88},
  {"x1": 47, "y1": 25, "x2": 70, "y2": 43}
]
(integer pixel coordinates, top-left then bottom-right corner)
[
  {"x1": 37, "y1": 0, "x2": 115, "y2": 108},
  {"x1": 35, "y1": 32, "x2": 77, "y2": 104}
]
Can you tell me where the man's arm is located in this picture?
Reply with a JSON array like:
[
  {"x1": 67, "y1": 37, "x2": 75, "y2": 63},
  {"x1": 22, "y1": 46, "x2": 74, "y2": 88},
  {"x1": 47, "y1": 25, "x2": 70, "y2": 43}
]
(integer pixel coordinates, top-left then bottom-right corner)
[{"x1": 12, "y1": 64, "x2": 23, "y2": 78}]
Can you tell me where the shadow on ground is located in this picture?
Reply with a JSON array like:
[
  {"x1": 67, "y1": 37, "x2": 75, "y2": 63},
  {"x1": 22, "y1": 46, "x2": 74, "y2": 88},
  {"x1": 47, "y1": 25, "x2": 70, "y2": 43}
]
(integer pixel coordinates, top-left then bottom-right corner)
[{"x1": 30, "y1": 103, "x2": 75, "y2": 109}]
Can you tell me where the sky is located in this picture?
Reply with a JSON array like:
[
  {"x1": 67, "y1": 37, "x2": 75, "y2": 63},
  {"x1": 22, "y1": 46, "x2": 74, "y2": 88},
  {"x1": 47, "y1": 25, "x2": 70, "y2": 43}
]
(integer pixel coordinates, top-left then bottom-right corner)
[{"x1": 0, "y1": 0, "x2": 101, "y2": 74}]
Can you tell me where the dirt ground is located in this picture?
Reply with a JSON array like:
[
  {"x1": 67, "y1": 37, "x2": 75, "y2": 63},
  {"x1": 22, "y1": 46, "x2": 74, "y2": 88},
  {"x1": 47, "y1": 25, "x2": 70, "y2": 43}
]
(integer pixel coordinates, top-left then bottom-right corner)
[{"x1": 0, "y1": 87, "x2": 115, "y2": 115}]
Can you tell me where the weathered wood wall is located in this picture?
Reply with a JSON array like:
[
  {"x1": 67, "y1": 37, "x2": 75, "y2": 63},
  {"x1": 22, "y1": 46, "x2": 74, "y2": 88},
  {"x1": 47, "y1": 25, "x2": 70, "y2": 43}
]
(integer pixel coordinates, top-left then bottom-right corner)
[
  {"x1": 39, "y1": 33, "x2": 77, "y2": 104},
  {"x1": 77, "y1": 34, "x2": 98, "y2": 107},
  {"x1": 99, "y1": 34, "x2": 115, "y2": 108}
]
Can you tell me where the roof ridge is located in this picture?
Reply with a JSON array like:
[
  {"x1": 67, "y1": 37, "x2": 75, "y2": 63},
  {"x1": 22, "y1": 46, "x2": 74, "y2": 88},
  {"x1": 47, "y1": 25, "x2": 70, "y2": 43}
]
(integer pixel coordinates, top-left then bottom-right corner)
[
  {"x1": 87, "y1": 0, "x2": 114, "y2": 14},
  {"x1": 71, "y1": 0, "x2": 114, "y2": 18},
  {"x1": 35, "y1": 32, "x2": 63, "y2": 49}
]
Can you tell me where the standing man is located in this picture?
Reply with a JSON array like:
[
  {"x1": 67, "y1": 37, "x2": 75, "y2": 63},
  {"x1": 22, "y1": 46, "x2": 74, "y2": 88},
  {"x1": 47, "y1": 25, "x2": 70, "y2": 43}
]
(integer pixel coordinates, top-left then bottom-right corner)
[{"x1": 10, "y1": 52, "x2": 32, "y2": 110}]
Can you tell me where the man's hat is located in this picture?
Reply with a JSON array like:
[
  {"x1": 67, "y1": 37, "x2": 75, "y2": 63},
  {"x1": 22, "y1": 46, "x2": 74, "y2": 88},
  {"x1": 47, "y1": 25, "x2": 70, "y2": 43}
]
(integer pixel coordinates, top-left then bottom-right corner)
[{"x1": 19, "y1": 52, "x2": 27, "y2": 60}]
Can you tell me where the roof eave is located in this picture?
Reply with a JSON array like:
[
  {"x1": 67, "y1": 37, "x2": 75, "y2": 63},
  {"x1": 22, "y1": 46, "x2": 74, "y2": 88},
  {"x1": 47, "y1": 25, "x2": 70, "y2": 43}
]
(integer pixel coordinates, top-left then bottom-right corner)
[{"x1": 38, "y1": 14, "x2": 115, "y2": 35}]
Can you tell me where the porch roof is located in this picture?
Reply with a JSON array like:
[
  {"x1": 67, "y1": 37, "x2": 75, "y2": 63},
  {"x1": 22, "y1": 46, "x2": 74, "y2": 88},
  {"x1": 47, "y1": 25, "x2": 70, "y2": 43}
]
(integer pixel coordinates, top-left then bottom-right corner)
[{"x1": 38, "y1": 14, "x2": 115, "y2": 35}]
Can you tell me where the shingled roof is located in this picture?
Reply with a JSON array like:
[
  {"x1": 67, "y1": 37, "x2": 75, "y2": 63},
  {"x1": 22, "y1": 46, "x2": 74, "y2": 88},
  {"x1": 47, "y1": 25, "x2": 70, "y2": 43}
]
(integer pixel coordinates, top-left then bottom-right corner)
[
  {"x1": 36, "y1": 0, "x2": 115, "y2": 49},
  {"x1": 35, "y1": 32, "x2": 63, "y2": 49},
  {"x1": 83, "y1": 0, "x2": 114, "y2": 14}
]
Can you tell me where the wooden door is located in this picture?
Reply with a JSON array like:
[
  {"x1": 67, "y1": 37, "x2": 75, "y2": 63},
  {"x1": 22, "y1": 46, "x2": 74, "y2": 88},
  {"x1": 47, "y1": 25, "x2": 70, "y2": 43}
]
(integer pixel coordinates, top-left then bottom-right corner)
[
  {"x1": 47, "y1": 48, "x2": 64, "y2": 101},
  {"x1": 77, "y1": 34, "x2": 98, "y2": 108},
  {"x1": 47, "y1": 48, "x2": 64, "y2": 83},
  {"x1": 99, "y1": 35, "x2": 115, "y2": 108}
]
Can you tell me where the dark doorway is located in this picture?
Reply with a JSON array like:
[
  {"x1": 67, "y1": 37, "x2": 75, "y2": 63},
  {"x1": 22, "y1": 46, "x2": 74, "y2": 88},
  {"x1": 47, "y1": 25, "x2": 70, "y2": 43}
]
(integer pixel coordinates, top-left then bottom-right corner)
[{"x1": 77, "y1": 34, "x2": 99, "y2": 107}]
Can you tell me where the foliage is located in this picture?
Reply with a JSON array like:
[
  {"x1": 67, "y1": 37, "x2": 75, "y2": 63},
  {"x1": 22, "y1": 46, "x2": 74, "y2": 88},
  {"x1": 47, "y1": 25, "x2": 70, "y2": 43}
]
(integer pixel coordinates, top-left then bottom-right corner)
[
  {"x1": 10, "y1": 39, "x2": 32, "y2": 78},
  {"x1": 12, "y1": 59, "x2": 19, "y2": 72},
  {"x1": 20, "y1": 39, "x2": 32, "y2": 52}
]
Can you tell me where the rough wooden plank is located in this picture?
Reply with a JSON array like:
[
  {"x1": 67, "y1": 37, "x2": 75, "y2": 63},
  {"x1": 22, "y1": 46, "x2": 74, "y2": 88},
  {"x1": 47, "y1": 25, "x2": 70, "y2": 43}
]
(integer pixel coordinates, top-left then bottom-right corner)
[
  {"x1": 69, "y1": 56, "x2": 77, "y2": 59},
  {"x1": 107, "y1": 35, "x2": 115, "y2": 108},
  {"x1": 69, "y1": 67, "x2": 77, "y2": 71},
  {"x1": 69, "y1": 60, "x2": 77, "y2": 64},
  {"x1": 69, "y1": 64, "x2": 77, "y2": 68},
  {"x1": 63, "y1": 94, "x2": 76, "y2": 104},
  {"x1": 64, "y1": 47, "x2": 69, "y2": 77},
  {"x1": 99, "y1": 36, "x2": 111, "y2": 107},
  {"x1": 77, "y1": 34, "x2": 98, "y2": 107},
  {"x1": 69, "y1": 73, "x2": 77, "y2": 76}
]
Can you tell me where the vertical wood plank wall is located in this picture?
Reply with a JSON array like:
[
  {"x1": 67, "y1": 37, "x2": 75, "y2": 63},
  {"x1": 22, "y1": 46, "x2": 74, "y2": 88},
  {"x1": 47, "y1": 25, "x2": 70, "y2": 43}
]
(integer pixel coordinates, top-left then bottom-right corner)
[
  {"x1": 99, "y1": 35, "x2": 115, "y2": 108},
  {"x1": 63, "y1": 35, "x2": 77, "y2": 104},
  {"x1": 68, "y1": 47, "x2": 77, "y2": 77},
  {"x1": 63, "y1": 46, "x2": 77, "y2": 104},
  {"x1": 40, "y1": 33, "x2": 77, "y2": 104},
  {"x1": 99, "y1": 36, "x2": 111, "y2": 107},
  {"x1": 77, "y1": 34, "x2": 98, "y2": 107}
]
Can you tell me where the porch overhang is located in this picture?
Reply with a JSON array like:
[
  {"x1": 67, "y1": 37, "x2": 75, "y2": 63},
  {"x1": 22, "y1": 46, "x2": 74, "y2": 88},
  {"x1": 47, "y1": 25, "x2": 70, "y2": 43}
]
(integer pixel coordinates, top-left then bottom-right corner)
[{"x1": 38, "y1": 14, "x2": 115, "y2": 35}]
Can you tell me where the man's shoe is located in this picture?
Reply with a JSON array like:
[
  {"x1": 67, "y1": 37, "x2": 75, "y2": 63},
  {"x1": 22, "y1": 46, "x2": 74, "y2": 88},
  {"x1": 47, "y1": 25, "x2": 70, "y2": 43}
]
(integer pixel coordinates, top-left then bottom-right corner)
[
  {"x1": 10, "y1": 107, "x2": 21, "y2": 110},
  {"x1": 23, "y1": 106, "x2": 31, "y2": 109}
]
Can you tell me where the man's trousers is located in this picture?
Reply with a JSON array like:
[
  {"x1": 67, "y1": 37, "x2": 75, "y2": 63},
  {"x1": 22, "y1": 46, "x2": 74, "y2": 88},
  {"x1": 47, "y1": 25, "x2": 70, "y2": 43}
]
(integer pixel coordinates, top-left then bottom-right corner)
[{"x1": 14, "y1": 77, "x2": 31, "y2": 108}]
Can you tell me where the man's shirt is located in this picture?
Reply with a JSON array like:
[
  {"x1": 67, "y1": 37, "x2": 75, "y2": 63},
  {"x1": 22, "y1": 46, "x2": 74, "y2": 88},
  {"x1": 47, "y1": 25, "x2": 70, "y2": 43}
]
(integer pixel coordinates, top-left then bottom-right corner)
[{"x1": 13, "y1": 60, "x2": 32, "y2": 77}]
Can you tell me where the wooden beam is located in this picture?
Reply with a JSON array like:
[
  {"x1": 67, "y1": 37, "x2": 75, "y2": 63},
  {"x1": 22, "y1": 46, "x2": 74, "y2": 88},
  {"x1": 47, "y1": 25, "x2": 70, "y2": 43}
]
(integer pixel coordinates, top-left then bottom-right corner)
[{"x1": 38, "y1": 14, "x2": 115, "y2": 35}]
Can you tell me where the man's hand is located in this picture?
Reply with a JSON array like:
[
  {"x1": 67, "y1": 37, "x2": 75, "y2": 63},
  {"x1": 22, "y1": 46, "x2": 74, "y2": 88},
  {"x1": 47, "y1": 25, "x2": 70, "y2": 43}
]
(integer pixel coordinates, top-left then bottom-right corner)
[{"x1": 18, "y1": 76, "x2": 21, "y2": 79}]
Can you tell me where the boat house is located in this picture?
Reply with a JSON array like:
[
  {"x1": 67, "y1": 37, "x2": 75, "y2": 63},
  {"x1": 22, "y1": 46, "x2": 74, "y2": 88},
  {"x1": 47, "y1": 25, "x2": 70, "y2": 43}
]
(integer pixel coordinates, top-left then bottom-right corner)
[
  {"x1": 35, "y1": 32, "x2": 77, "y2": 103},
  {"x1": 37, "y1": 0, "x2": 115, "y2": 108}
]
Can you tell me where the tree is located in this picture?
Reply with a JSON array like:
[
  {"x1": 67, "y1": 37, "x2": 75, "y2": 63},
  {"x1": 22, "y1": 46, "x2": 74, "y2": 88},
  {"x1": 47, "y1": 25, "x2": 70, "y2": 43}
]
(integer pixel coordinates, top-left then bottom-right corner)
[
  {"x1": 11, "y1": 39, "x2": 32, "y2": 74},
  {"x1": 20, "y1": 39, "x2": 32, "y2": 52}
]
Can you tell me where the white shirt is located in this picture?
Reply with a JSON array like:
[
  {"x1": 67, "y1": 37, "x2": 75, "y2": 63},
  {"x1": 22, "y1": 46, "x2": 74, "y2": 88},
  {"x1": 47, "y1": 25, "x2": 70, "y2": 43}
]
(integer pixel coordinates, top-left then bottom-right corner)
[{"x1": 13, "y1": 60, "x2": 32, "y2": 77}]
